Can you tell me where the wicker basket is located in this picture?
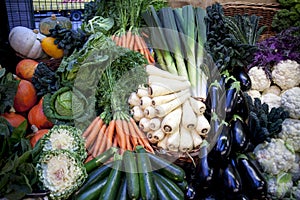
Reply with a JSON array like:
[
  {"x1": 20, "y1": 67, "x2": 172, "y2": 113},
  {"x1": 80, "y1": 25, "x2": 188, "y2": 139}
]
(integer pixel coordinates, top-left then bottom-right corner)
[{"x1": 222, "y1": 1, "x2": 280, "y2": 36}]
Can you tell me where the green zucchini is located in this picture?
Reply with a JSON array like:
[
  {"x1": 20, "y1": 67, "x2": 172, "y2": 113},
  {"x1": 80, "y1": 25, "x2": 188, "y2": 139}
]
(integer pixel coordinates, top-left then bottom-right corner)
[
  {"x1": 76, "y1": 161, "x2": 113, "y2": 194},
  {"x1": 175, "y1": 179, "x2": 188, "y2": 191},
  {"x1": 147, "y1": 151, "x2": 186, "y2": 181},
  {"x1": 98, "y1": 153, "x2": 123, "y2": 200},
  {"x1": 74, "y1": 176, "x2": 108, "y2": 200},
  {"x1": 136, "y1": 146, "x2": 157, "y2": 200},
  {"x1": 116, "y1": 175, "x2": 129, "y2": 200},
  {"x1": 123, "y1": 150, "x2": 139, "y2": 199},
  {"x1": 153, "y1": 172, "x2": 184, "y2": 199},
  {"x1": 84, "y1": 147, "x2": 118, "y2": 173},
  {"x1": 153, "y1": 174, "x2": 172, "y2": 200}
]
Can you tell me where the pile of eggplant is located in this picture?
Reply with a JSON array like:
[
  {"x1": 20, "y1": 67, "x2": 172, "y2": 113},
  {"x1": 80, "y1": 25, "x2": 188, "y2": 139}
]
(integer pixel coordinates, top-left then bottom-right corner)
[{"x1": 182, "y1": 72, "x2": 269, "y2": 200}]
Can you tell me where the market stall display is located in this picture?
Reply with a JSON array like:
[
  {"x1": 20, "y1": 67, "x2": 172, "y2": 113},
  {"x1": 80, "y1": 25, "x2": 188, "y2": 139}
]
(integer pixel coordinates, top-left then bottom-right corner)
[{"x1": 0, "y1": 0, "x2": 300, "y2": 199}]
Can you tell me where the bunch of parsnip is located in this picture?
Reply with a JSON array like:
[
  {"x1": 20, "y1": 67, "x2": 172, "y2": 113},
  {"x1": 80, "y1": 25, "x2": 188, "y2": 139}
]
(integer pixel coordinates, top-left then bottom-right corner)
[{"x1": 128, "y1": 65, "x2": 211, "y2": 153}]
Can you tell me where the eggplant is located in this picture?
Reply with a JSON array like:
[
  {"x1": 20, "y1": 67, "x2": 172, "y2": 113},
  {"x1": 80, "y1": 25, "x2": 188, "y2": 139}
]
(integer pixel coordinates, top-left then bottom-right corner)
[
  {"x1": 224, "y1": 81, "x2": 240, "y2": 121},
  {"x1": 233, "y1": 91, "x2": 249, "y2": 121},
  {"x1": 220, "y1": 158, "x2": 243, "y2": 195},
  {"x1": 233, "y1": 69, "x2": 252, "y2": 92},
  {"x1": 195, "y1": 140, "x2": 214, "y2": 189},
  {"x1": 205, "y1": 80, "x2": 226, "y2": 118},
  {"x1": 230, "y1": 116, "x2": 251, "y2": 152},
  {"x1": 185, "y1": 183, "x2": 196, "y2": 200},
  {"x1": 235, "y1": 154, "x2": 268, "y2": 199}
]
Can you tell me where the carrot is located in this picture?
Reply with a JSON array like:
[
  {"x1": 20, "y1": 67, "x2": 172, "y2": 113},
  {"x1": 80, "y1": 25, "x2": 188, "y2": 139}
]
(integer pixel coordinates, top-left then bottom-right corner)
[
  {"x1": 84, "y1": 154, "x2": 94, "y2": 164},
  {"x1": 128, "y1": 120, "x2": 139, "y2": 148},
  {"x1": 85, "y1": 119, "x2": 103, "y2": 149},
  {"x1": 126, "y1": 31, "x2": 132, "y2": 48},
  {"x1": 97, "y1": 126, "x2": 109, "y2": 156},
  {"x1": 111, "y1": 34, "x2": 116, "y2": 41},
  {"x1": 107, "y1": 120, "x2": 116, "y2": 147},
  {"x1": 82, "y1": 116, "x2": 100, "y2": 138},
  {"x1": 129, "y1": 117, "x2": 154, "y2": 153},
  {"x1": 134, "y1": 34, "x2": 143, "y2": 51},
  {"x1": 116, "y1": 119, "x2": 126, "y2": 152},
  {"x1": 122, "y1": 120, "x2": 132, "y2": 151},
  {"x1": 91, "y1": 124, "x2": 107, "y2": 157},
  {"x1": 112, "y1": 134, "x2": 118, "y2": 147},
  {"x1": 114, "y1": 35, "x2": 119, "y2": 45},
  {"x1": 129, "y1": 33, "x2": 135, "y2": 50}
]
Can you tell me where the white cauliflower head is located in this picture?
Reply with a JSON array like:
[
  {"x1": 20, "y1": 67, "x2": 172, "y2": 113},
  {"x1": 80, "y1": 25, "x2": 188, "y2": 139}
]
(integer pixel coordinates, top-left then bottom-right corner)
[
  {"x1": 246, "y1": 89, "x2": 262, "y2": 101},
  {"x1": 272, "y1": 60, "x2": 300, "y2": 90},
  {"x1": 279, "y1": 118, "x2": 300, "y2": 152},
  {"x1": 249, "y1": 66, "x2": 271, "y2": 91},
  {"x1": 281, "y1": 87, "x2": 300, "y2": 119},
  {"x1": 262, "y1": 85, "x2": 282, "y2": 96},
  {"x1": 254, "y1": 138, "x2": 295, "y2": 175},
  {"x1": 261, "y1": 93, "x2": 282, "y2": 111}
]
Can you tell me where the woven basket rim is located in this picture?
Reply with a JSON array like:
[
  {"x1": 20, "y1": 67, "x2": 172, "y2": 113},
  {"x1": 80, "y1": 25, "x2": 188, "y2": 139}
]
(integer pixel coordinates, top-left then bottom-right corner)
[{"x1": 221, "y1": 1, "x2": 280, "y2": 8}]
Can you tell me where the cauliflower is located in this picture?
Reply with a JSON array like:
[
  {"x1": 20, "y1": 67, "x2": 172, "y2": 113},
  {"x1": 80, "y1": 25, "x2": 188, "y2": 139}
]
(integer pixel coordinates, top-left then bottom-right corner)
[
  {"x1": 254, "y1": 138, "x2": 295, "y2": 175},
  {"x1": 265, "y1": 172, "x2": 293, "y2": 199},
  {"x1": 248, "y1": 66, "x2": 271, "y2": 91},
  {"x1": 262, "y1": 85, "x2": 282, "y2": 96},
  {"x1": 261, "y1": 93, "x2": 282, "y2": 111},
  {"x1": 279, "y1": 118, "x2": 300, "y2": 152},
  {"x1": 291, "y1": 180, "x2": 300, "y2": 199},
  {"x1": 272, "y1": 60, "x2": 300, "y2": 90},
  {"x1": 246, "y1": 89, "x2": 262, "y2": 101},
  {"x1": 281, "y1": 87, "x2": 300, "y2": 119}
]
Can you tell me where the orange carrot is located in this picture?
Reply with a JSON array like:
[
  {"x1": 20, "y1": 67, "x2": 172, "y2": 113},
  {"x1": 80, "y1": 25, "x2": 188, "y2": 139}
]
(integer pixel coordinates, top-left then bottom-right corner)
[
  {"x1": 126, "y1": 31, "x2": 132, "y2": 48},
  {"x1": 107, "y1": 120, "x2": 116, "y2": 146},
  {"x1": 85, "y1": 119, "x2": 103, "y2": 149},
  {"x1": 82, "y1": 116, "x2": 100, "y2": 137},
  {"x1": 116, "y1": 119, "x2": 126, "y2": 152},
  {"x1": 91, "y1": 124, "x2": 107, "y2": 157},
  {"x1": 84, "y1": 154, "x2": 94, "y2": 164},
  {"x1": 111, "y1": 34, "x2": 116, "y2": 41},
  {"x1": 128, "y1": 121, "x2": 138, "y2": 148},
  {"x1": 122, "y1": 120, "x2": 132, "y2": 151}
]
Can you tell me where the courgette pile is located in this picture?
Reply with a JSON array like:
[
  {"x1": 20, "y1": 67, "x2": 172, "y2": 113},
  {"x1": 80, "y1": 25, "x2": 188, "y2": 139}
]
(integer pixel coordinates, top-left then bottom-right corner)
[{"x1": 74, "y1": 146, "x2": 187, "y2": 200}]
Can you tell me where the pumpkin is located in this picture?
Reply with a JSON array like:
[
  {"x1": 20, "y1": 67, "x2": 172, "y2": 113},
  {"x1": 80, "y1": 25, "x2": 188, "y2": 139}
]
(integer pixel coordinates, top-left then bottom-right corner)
[
  {"x1": 28, "y1": 97, "x2": 53, "y2": 129},
  {"x1": 29, "y1": 125, "x2": 49, "y2": 147},
  {"x1": 15, "y1": 59, "x2": 39, "y2": 81},
  {"x1": 1, "y1": 110, "x2": 27, "y2": 128},
  {"x1": 9, "y1": 26, "x2": 47, "y2": 59},
  {"x1": 14, "y1": 79, "x2": 38, "y2": 112},
  {"x1": 41, "y1": 37, "x2": 64, "y2": 59},
  {"x1": 39, "y1": 14, "x2": 72, "y2": 35}
]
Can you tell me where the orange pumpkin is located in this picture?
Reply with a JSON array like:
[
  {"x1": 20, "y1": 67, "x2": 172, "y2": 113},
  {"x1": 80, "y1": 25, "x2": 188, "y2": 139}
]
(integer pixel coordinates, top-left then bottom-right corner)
[
  {"x1": 30, "y1": 127, "x2": 49, "y2": 148},
  {"x1": 1, "y1": 111, "x2": 27, "y2": 128},
  {"x1": 15, "y1": 59, "x2": 38, "y2": 81},
  {"x1": 14, "y1": 79, "x2": 38, "y2": 112},
  {"x1": 28, "y1": 97, "x2": 53, "y2": 129}
]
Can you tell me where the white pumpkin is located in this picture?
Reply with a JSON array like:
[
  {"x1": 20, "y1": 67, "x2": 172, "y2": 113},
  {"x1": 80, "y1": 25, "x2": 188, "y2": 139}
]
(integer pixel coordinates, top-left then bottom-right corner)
[{"x1": 9, "y1": 26, "x2": 47, "y2": 59}]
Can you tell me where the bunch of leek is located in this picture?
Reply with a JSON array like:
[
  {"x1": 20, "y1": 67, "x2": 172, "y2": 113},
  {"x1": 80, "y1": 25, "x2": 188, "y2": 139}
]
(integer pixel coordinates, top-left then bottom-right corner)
[{"x1": 143, "y1": 5, "x2": 210, "y2": 99}]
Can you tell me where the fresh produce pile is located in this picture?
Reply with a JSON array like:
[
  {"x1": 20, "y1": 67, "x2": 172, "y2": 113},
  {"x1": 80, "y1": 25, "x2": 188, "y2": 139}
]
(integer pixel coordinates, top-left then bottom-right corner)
[{"x1": 0, "y1": 0, "x2": 300, "y2": 200}]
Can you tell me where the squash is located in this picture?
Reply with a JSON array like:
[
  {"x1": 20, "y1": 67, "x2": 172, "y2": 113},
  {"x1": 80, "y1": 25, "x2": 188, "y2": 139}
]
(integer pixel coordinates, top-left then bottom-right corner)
[
  {"x1": 14, "y1": 79, "x2": 38, "y2": 112},
  {"x1": 39, "y1": 14, "x2": 72, "y2": 35},
  {"x1": 9, "y1": 26, "x2": 47, "y2": 59},
  {"x1": 15, "y1": 59, "x2": 39, "y2": 81},
  {"x1": 29, "y1": 125, "x2": 49, "y2": 148},
  {"x1": 28, "y1": 97, "x2": 53, "y2": 129},
  {"x1": 1, "y1": 109, "x2": 27, "y2": 128},
  {"x1": 41, "y1": 37, "x2": 64, "y2": 59}
]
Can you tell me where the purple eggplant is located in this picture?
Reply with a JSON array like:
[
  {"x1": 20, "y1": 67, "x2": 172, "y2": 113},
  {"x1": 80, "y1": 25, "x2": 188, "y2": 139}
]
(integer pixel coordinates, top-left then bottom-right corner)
[
  {"x1": 225, "y1": 81, "x2": 240, "y2": 121},
  {"x1": 233, "y1": 69, "x2": 252, "y2": 92},
  {"x1": 235, "y1": 154, "x2": 268, "y2": 199},
  {"x1": 230, "y1": 116, "x2": 251, "y2": 152},
  {"x1": 233, "y1": 91, "x2": 249, "y2": 121}
]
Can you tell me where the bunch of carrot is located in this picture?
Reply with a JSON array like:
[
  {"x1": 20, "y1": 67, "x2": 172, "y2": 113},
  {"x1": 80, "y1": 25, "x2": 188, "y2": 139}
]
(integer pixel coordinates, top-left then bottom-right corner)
[
  {"x1": 82, "y1": 114, "x2": 154, "y2": 159},
  {"x1": 111, "y1": 31, "x2": 155, "y2": 64}
]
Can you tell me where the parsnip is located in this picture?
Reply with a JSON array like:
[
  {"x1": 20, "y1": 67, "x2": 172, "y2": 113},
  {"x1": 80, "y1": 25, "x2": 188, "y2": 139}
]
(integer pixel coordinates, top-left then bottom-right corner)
[
  {"x1": 149, "y1": 118, "x2": 161, "y2": 131},
  {"x1": 150, "y1": 128, "x2": 165, "y2": 143},
  {"x1": 140, "y1": 96, "x2": 152, "y2": 109},
  {"x1": 145, "y1": 64, "x2": 187, "y2": 81},
  {"x1": 191, "y1": 129, "x2": 203, "y2": 148},
  {"x1": 196, "y1": 115, "x2": 211, "y2": 136},
  {"x1": 155, "y1": 91, "x2": 190, "y2": 118},
  {"x1": 128, "y1": 92, "x2": 140, "y2": 107},
  {"x1": 189, "y1": 97, "x2": 206, "y2": 115},
  {"x1": 157, "y1": 134, "x2": 169, "y2": 149},
  {"x1": 131, "y1": 105, "x2": 144, "y2": 121},
  {"x1": 139, "y1": 117, "x2": 151, "y2": 132},
  {"x1": 179, "y1": 126, "x2": 194, "y2": 152},
  {"x1": 181, "y1": 100, "x2": 197, "y2": 130},
  {"x1": 144, "y1": 106, "x2": 156, "y2": 119},
  {"x1": 149, "y1": 82, "x2": 191, "y2": 97},
  {"x1": 147, "y1": 131, "x2": 158, "y2": 144},
  {"x1": 151, "y1": 89, "x2": 190, "y2": 106},
  {"x1": 161, "y1": 106, "x2": 182, "y2": 134},
  {"x1": 166, "y1": 128, "x2": 180, "y2": 152},
  {"x1": 137, "y1": 87, "x2": 149, "y2": 97},
  {"x1": 148, "y1": 75, "x2": 190, "y2": 89}
]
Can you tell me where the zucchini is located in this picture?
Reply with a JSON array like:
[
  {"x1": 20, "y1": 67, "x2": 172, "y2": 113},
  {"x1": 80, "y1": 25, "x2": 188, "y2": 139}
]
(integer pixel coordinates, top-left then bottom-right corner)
[
  {"x1": 175, "y1": 179, "x2": 188, "y2": 191},
  {"x1": 84, "y1": 147, "x2": 118, "y2": 173},
  {"x1": 153, "y1": 174, "x2": 172, "y2": 200},
  {"x1": 123, "y1": 150, "x2": 139, "y2": 199},
  {"x1": 74, "y1": 176, "x2": 108, "y2": 200},
  {"x1": 116, "y1": 175, "x2": 129, "y2": 200},
  {"x1": 76, "y1": 161, "x2": 113, "y2": 194},
  {"x1": 136, "y1": 146, "x2": 157, "y2": 200},
  {"x1": 98, "y1": 153, "x2": 123, "y2": 200},
  {"x1": 153, "y1": 172, "x2": 184, "y2": 199},
  {"x1": 147, "y1": 151, "x2": 186, "y2": 181}
]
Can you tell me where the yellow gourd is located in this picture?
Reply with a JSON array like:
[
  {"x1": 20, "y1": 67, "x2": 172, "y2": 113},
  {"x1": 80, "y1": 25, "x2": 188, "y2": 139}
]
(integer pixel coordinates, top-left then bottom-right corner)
[{"x1": 41, "y1": 37, "x2": 64, "y2": 59}]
